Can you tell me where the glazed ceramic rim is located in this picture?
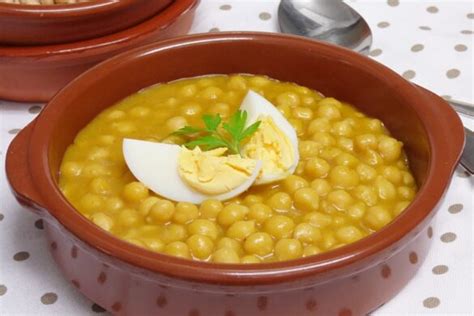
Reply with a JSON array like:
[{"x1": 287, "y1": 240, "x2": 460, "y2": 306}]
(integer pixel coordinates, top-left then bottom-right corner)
[
  {"x1": 0, "y1": 0, "x2": 136, "y2": 17},
  {"x1": 0, "y1": 0, "x2": 197, "y2": 57},
  {"x1": 29, "y1": 32, "x2": 463, "y2": 285}
]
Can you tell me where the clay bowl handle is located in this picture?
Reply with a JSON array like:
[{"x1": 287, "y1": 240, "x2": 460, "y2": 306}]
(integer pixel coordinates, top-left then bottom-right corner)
[{"x1": 6, "y1": 120, "x2": 46, "y2": 215}]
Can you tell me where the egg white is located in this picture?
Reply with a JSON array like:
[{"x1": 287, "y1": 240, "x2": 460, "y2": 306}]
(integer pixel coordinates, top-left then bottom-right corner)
[
  {"x1": 123, "y1": 139, "x2": 262, "y2": 204},
  {"x1": 239, "y1": 90, "x2": 300, "y2": 184}
]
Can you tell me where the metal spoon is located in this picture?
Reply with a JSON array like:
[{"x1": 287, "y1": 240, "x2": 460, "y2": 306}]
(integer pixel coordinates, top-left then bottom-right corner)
[{"x1": 278, "y1": 0, "x2": 474, "y2": 173}]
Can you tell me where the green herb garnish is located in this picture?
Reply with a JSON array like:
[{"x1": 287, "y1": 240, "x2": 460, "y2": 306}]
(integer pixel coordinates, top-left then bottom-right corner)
[{"x1": 172, "y1": 110, "x2": 261, "y2": 156}]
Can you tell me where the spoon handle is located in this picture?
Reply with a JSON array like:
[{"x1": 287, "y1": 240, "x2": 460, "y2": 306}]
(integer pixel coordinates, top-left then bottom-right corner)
[
  {"x1": 460, "y1": 127, "x2": 474, "y2": 174},
  {"x1": 448, "y1": 98, "x2": 474, "y2": 117}
]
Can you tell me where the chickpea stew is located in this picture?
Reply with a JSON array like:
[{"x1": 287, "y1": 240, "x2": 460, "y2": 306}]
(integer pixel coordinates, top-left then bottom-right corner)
[{"x1": 58, "y1": 75, "x2": 417, "y2": 263}]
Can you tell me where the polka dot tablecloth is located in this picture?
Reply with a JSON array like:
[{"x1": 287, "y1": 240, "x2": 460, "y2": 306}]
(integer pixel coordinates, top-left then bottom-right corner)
[{"x1": 0, "y1": 0, "x2": 472, "y2": 315}]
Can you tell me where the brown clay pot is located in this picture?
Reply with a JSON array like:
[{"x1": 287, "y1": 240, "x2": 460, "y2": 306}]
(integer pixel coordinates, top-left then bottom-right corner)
[
  {"x1": 6, "y1": 33, "x2": 464, "y2": 316},
  {"x1": 0, "y1": 0, "x2": 173, "y2": 45},
  {"x1": 0, "y1": 0, "x2": 198, "y2": 103}
]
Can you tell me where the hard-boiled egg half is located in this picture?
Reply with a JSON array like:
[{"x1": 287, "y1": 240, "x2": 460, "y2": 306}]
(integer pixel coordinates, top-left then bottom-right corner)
[{"x1": 123, "y1": 90, "x2": 299, "y2": 204}]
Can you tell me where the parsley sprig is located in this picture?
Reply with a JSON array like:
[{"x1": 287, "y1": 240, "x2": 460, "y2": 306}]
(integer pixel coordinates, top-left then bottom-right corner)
[{"x1": 172, "y1": 110, "x2": 261, "y2": 156}]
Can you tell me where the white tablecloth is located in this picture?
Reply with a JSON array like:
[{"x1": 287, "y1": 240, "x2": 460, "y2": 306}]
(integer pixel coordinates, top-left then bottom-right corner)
[{"x1": 0, "y1": 0, "x2": 472, "y2": 315}]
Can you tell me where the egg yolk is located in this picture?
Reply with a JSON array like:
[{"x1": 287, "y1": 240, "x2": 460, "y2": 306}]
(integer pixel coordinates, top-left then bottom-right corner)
[
  {"x1": 241, "y1": 115, "x2": 296, "y2": 184},
  {"x1": 178, "y1": 147, "x2": 258, "y2": 195}
]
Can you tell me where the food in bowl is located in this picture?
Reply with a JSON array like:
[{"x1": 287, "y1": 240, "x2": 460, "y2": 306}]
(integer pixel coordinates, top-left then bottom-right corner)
[
  {"x1": 58, "y1": 74, "x2": 417, "y2": 263},
  {"x1": 0, "y1": 0, "x2": 91, "y2": 4}
]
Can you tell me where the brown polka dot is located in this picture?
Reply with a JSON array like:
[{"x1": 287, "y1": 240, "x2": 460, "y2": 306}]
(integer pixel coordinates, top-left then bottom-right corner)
[
  {"x1": 0, "y1": 213, "x2": 4, "y2": 221},
  {"x1": 468, "y1": 13, "x2": 474, "y2": 19},
  {"x1": 219, "y1": 4, "x2": 231, "y2": 10},
  {"x1": 306, "y1": 299, "x2": 317, "y2": 311},
  {"x1": 432, "y1": 265, "x2": 449, "y2": 275},
  {"x1": 423, "y1": 297, "x2": 440, "y2": 308},
  {"x1": 111, "y1": 302, "x2": 122, "y2": 312},
  {"x1": 427, "y1": 226, "x2": 433, "y2": 239},
  {"x1": 454, "y1": 44, "x2": 468, "y2": 52},
  {"x1": 13, "y1": 251, "x2": 30, "y2": 261},
  {"x1": 0, "y1": 285, "x2": 7, "y2": 296},
  {"x1": 448, "y1": 203, "x2": 463, "y2": 214},
  {"x1": 427, "y1": 6, "x2": 438, "y2": 13},
  {"x1": 339, "y1": 308, "x2": 353, "y2": 316},
  {"x1": 409, "y1": 252, "x2": 418, "y2": 264},
  {"x1": 446, "y1": 69, "x2": 461, "y2": 79},
  {"x1": 50, "y1": 242, "x2": 57, "y2": 250},
  {"x1": 369, "y1": 48, "x2": 383, "y2": 57},
  {"x1": 71, "y1": 280, "x2": 80, "y2": 289},
  {"x1": 156, "y1": 294, "x2": 167, "y2": 308},
  {"x1": 189, "y1": 309, "x2": 200, "y2": 316},
  {"x1": 461, "y1": 30, "x2": 473, "y2": 34},
  {"x1": 92, "y1": 303, "x2": 106, "y2": 313},
  {"x1": 419, "y1": 26, "x2": 431, "y2": 31},
  {"x1": 8, "y1": 129, "x2": 20, "y2": 135},
  {"x1": 381, "y1": 264, "x2": 391, "y2": 278},
  {"x1": 440, "y1": 232, "x2": 457, "y2": 242},
  {"x1": 377, "y1": 21, "x2": 390, "y2": 28},
  {"x1": 209, "y1": 27, "x2": 220, "y2": 32},
  {"x1": 41, "y1": 292, "x2": 58, "y2": 305},
  {"x1": 28, "y1": 105, "x2": 42, "y2": 114},
  {"x1": 411, "y1": 44, "x2": 424, "y2": 52},
  {"x1": 387, "y1": 0, "x2": 399, "y2": 7},
  {"x1": 225, "y1": 311, "x2": 236, "y2": 316},
  {"x1": 257, "y1": 296, "x2": 268, "y2": 310},
  {"x1": 402, "y1": 70, "x2": 416, "y2": 80},
  {"x1": 35, "y1": 219, "x2": 44, "y2": 229},
  {"x1": 259, "y1": 12, "x2": 272, "y2": 21},
  {"x1": 71, "y1": 246, "x2": 78, "y2": 258},
  {"x1": 97, "y1": 272, "x2": 107, "y2": 284}
]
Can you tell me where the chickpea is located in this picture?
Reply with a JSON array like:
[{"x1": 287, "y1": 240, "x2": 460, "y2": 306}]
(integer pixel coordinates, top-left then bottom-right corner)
[
  {"x1": 199, "y1": 199, "x2": 223, "y2": 219},
  {"x1": 161, "y1": 135, "x2": 185, "y2": 145},
  {"x1": 187, "y1": 234, "x2": 214, "y2": 260},
  {"x1": 241, "y1": 255, "x2": 261, "y2": 264},
  {"x1": 295, "y1": 161, "x2": 306, "y2": 176},
  {"x1": 302, "y1": 96, "x2": 316, "y2": 106},
  {"x1": 212, "y1": 248, "x2": 240, "y2": 264},
  {"x1": 303, "y1": 211, "x2": 333, "y2": 228},
  {"x1": 244, "y1": 232, "x2": 274, "y2": 256},
  {"x1": 216, "y1": 237, "x2": 244, "y2": 256},
  {"x1": 187, "y1": 219, "x2": 219, "y2": 240},
  {"x1": 179, "y1": 84, "x2": 198, "y2": 97},
  {"x1": 294, "y1": 187, "x2": 320, "y2": 212},
  {"x1": 299, "y1": 140, "x2": 321, "y2": 159},
  {"x1": 319, "y1": 147, "x2": 343, "y2": 162},
  {"x1": 123, "y1": 182, "x2": 149, "y2": 202},
  {"x1": 248, "y1": 203, "x2": 273, "y2": 224},
  {"x1": 289, "y1": 119, "x2": 305, "y2": 136},
  {"x1": 305, "y1": 157, "x2": 330, "y2": 178},
  {"x1": 364, "y1": 119, "x2": 384, "y2": 133},
  {"x1": 348, "y1": 202, "x2": 367, "y2": 219},
  {"x1": 199, "y1": 86, "x2": 223, "y2": 100},
  {"x1": 197, "y1": 78, "x2": 215, "y2": 87},
  {"x1": 118, "y1": 208, "x2": 141, "y2": 228},
  {"x1": 382, "y1": 166, "x2": 402, "y2": 184},
  {"x1": 355, "y1": 134, "x2": 378, "y2": 151},
  {"x1": 129, "y1": 106, "x2": 151, "y2": 118},
  {"x1": 106, "y1": 110, "x2": 126, "y2": 120},
  {"x1": 243, "y1": 194, "x2": 263, "y2": 206},
  {"x1": 264, "y1": 215, "x2": 295, "y2": 239},
  {"x1": 138, "y1": 196, "x2": 161, "y2": 217},
  {"x1": 334, "y1": 153, "x2": 359, "y2": 167},
  {"x1": 322, "y1": 232, "x2": 337, "y2": 250},
  {"x1": 364, "y1": 206, "x2": 392, "y2": 230},
  {"x1": 293, "y1": 107, "x2": 313, "y2": 120},
  {"x1": 353, "y1": 185, "x2": 378, "y2": 206},
  {"x1": 104, "y1": 197, "x2": 124, "y2": 213},
  {"x1": 142, "y1": 238, "x2": 165, "y2": 252},
  {"x1": 276, "y1": 92, "x2": 300, "y2": 107},
  {"x1": 249, "y1": 76, "x2": 270, "y2": 87},
  {"x1": 217, "y1": 204, "x2": 248, "y2": 227},
  {"x1": 165, "y1": 116, "x2": 188, "y2": 133},
  {"x1": 393, "y1": 201, "x2": 411, "y2": 216},
  {"x1": 317, "y1": 101, "x2": 341, "y2": 120},
  {"x1": 307, "y1": 118, "x2": 331, "y2": 134},
  {"x1": 310, "y1": 179, "x2": 332, "y2": 196},
  {"x1": 375, "y1": 176, "x2": 397, "y2": 200},
  {"x1": 327, "y1": 190, "x2": 353, "y2": 211},
  {"x1": 82, "y1": 163, "x2": 110, "y2": 178},
  {"x1": 89, "y1": 177, "x2": 111, "y2": 195},
  {"x1": 226, "y1": 221, "x2": 256, "y2": 241},
  {"x1": 329, "y1": 165, "x2": 359, "y2": 189},
  {"x1": 173, "y1": 202, "x2": 199, "y2": 224},
  {"x1": 208, "y1": 102, "x2": 230, "y2": 118},
  {"x1": 61, "y1": 161, "x2": 82, "y2": 177},
  {"x1": 337, "y1": 137, "x2": 354, "y2": 152},
  {"x1": 148, "y1": 200, "x2": 175, "y2": 223},
  {"x1": 112, "y1": 121, "x2": 135, "y2": 134},
  {"x1": 293, "y1": 223, "x2": 322, "y2": 243},
  {"x1": 275, "y1": 239, "x2": 303, "y2": 261},
  {"x1": 228, "y1": 75, "x2": 247, "y2": 90},
  {"x1": 180, "y1": 103, "x2": 202, "y2": 117},
  {"x1": 80, "y1": 193, "x2": 103, "y2": 213},
  {"x1": 336, "y1": 226, "x2": 363, "y2": 243},
  {"x1": 282, "y1": 175, "x2": 309, "y2": 194},
  {"x1": 160, "y1": 224, "x2": 188, "y2": 243},
  {"x1": 91, "y1": 212, "x2": 114, "y2": 231},
  {"x1": 402, "y1": 171, "x2": 415, "y2": 186},
  {"x1": 311, "y1": 132, "x2": 336, "y2": 146},
  {"x1": 356, "y1": 164, "x2": 377, "y2": 182},
  {"x1": 303, "y1": 245, "x2": 322, "y2": 257},
  {"x1": 164, "y1": 241, "x2": 190, "y2": 259},
  {"x1": 267, "y1": 192, "x2": 292, "y2": 211},
  {"x1": 398, "y1": 186, "x2": 416, "y2": 200},
  {"x1": 378, "y1": 137, "x2": 402, "y2": 162},
  {"x1": 332, "y1": 120, "x2": 353, "y2": 137},
  {"x1": 277, "y1": 104, "x2": 292, "y2": 118},
  {"x1": 362, "y1": 149, "x2": 383, "y2": 166}
]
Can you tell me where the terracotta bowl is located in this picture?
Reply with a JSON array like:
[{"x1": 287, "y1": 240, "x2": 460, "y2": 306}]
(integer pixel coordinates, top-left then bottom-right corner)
[
  {"x1": 0, "y1": 0, "x2": 198, "y2": 103},
  {"x1": 0, "y1": 0, "x2": 173, "y2": 45},
  {"x1": 6, "y1": 33, "x2": 464, "y2": 316}
]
